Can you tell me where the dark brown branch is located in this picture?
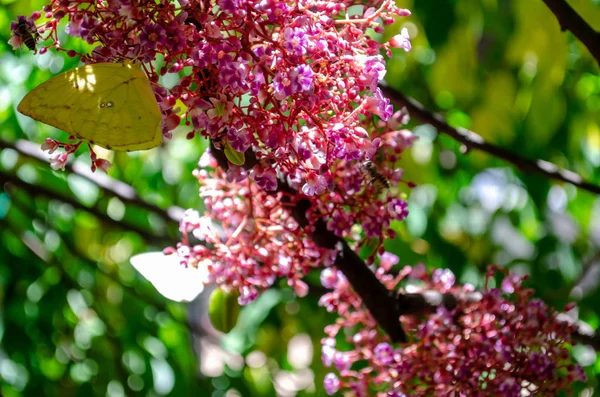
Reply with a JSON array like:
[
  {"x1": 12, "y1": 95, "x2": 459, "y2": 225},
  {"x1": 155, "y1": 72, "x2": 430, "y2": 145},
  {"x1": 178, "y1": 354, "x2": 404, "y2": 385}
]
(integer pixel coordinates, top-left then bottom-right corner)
[
  {"x1": 396, "y1": 290, "x2": 483, "y2": 315},
  {"x1": 0, "y1": 139, "x2": 185, "y2": 224},
  {"x1": 0, "y1": 170, "x2": 171, "y2": 246},
  {"x1": 542, "y1": 0, "x2": 600, "y2": 65},
  {"x1": 209, "y1": 141, "x2": 407, "y2": 342},
  {"x1": 379, "y1": 83, "x2": 600, "y2": 196}
]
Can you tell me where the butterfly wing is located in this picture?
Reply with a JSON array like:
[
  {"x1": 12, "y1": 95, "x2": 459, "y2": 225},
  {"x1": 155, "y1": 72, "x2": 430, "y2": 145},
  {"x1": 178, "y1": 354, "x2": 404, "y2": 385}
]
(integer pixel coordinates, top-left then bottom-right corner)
[
  {"x1": 18, "y1": 63, "x2": 163, "y2": 152},
  {"x1": 130, "y1": 252, "x2": 206, "y2": 303}
]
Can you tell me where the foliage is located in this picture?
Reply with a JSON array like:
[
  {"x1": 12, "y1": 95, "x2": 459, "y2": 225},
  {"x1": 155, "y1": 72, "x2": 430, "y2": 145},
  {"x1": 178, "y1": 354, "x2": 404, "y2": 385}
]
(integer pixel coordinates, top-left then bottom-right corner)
[{"x1": 1, "y1": 0, "x2": 600, "y2": 396}]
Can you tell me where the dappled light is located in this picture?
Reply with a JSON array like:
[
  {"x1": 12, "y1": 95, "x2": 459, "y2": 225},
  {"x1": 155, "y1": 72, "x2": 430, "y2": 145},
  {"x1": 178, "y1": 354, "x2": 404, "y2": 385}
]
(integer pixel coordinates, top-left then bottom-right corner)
[{"x1": 3, "y1": 0, "x2": 600, "y2": 395}]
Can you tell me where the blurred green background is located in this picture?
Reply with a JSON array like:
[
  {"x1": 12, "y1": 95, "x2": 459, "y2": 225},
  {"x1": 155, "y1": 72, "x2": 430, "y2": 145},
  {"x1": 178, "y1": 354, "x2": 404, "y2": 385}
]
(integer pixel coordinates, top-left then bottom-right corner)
[{"x1": 2, "y1": 0, "x2": 600, "y2": 395}]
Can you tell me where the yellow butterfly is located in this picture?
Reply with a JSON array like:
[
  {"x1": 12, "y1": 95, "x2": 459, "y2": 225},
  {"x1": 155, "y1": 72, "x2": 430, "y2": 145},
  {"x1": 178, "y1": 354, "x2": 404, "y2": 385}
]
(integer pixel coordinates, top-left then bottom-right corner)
[{"x1": 18, "y1": 62, "x2": 163, "y2": 151}]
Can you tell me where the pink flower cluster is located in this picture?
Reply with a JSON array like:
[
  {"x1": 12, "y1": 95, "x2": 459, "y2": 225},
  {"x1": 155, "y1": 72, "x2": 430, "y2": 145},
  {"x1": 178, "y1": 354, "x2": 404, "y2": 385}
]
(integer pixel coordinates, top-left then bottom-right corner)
[
  {"x1": 9, "y1": 0, "x2": 416, "y2": 300},
  {"x1": 14, "y1": 0, "x2": 416, "y2": 254},
  {"x1": 173, "y1": 152, "x2": 337, "y2": 304},
  {"x1": 320, "y1": 261, "x2": 587, "y2": 396},
  {"x1": 12, "y1": 0, "x2": 414, "y2": 175}
]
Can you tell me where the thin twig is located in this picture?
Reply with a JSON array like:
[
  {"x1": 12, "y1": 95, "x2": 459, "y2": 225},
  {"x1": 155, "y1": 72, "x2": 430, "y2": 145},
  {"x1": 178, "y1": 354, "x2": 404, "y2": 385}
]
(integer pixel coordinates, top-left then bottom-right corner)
[
  {"x1": 0, "y1": 170, "x2": 171, "y2": 245},
  {"x1": 0, "y1": 139, "x2": 185, "y2": 224},
  {"x1": 542, "y1": 0, "x2": 600, "y2": 65},
  {"x1": 379, "y1": 83, "x2": 600, "y2": 196}
]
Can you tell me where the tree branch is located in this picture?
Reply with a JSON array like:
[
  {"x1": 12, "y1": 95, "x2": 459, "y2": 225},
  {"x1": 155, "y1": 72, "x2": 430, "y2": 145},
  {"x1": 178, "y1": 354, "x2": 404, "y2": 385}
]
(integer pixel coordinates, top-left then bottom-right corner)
[
  {"x1": 0, "y1": 139, "x2": 185, "y2": 224},
  {"x1": 379, "y1": 83, "x2": 600, "y2": 196},
  {"x1": 542, "y1": 0, "x2": 600, "y2": 65},
  {"x1": 0, "y1": 170, "x2": 171, "y2": 246}
]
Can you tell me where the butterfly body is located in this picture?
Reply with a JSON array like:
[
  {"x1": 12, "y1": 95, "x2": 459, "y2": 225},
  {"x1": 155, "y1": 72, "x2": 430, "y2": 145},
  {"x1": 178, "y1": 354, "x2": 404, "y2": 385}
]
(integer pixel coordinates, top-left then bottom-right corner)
[{"x1": 18, "y1": 62, "x2": 163, "y2": 151}]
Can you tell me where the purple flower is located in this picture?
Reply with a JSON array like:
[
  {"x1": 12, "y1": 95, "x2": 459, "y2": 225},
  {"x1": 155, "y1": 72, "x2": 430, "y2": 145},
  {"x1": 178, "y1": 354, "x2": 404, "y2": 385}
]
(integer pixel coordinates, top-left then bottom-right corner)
[
  {"x1": 219, "y1": 60, "x2": 250, "y2": 94},
  {"x1": 498, "y1": 378, "x2": 521, "y2": 397},
  {"x1": 320, "y1": 268, "x2": 342, "y2": 289},
  {"x1": 333, "y1": 351, "x2": 352, "y2": 371},
  {"x1": 302, "y1": 172, "x2": 327, "y2": 196},
  {"x1": 529, "y1": 352, "x2": 556, "y2": 379},
  {"x1": 362, "y1": 216, "x2": 384, "y2": 238},
  {"x1": 324, "y1": 373, "x2": 340, "y2": 395},
  {"x1": 291, "y1": 64, "x2": 314, "y2": 92},
  {"x1": 573, "y1": 365, "x2": 587, "y2": 382},
  {"x1": 11, "y1": 16, "x2": 29, "y2": 33},
  {"x1": 365, "y1": 88, "x2": 393, "y2": 121},
  {"x1": 250, "y1": 66, "x2": 266, "y2": 96},
  {"x1": 65, "y1": 14, "x2": 98, "y2": 40},
  {"x1": 253, "y1": 167, "x2": 278, "y2": 191},
  {"x1": 327, "y1": 209, "x2": 353, "y2": 237},
  {"x1": 272, "y1": 71, "x2": 295, "y2": 99},
  {"x1": 140, "y1": 23, "x2": 167, "y2": 50},
  {"x1": 189, "y1": 98, "x2": 226, "y2": 137},
  {"x1": 225, "y1": 165, "x2": 248, "y2": 183},
  {"x1": 389, "y1": 28, "x2": 411, "y2": 52},
  {"x1": 218, "y1": 0, "x2": 242, "y2": 15},
  {"x1": 165, "y1": 26, "x2": 186, "y2": 53},
  {"x1": 322, "y1": 338, "x2": 336, "y2": 366},
  {"x1": 192, "y1": 41, "x2": 214, "y2": 67},
  {"x1": 357, "y1": 55, "x2": 386, "y2": 91},
  {"x1": 374, "y1": 342, "x2": 394, "y2": 365},
  {"x1": 255, "y1": 0, "x2": 290, "y2": 22},
  {"x1": 226, "y1": 127, "x2": 253, "y2": 152},
  {"x1": 313, "y1": 38, "x2": 330, "y2": 54},
  {"x1": 501, "y1": 273, "x2": 522, "y2": 293},
  {"x1": 297, "y1": 144, "x2": 311, "y2": 160},
  {"x1": 432, "y1": 268, "x2": 456, "y2": 291},
  {"x1": 387, "y1": 198, "x2": 409, "y2": 221},
  {"x1": 282, "y1": 27, "x2": 309, "y2": 56},
  {"x1": 273, "y1": 65, "x2": 314, "y2": 99}
]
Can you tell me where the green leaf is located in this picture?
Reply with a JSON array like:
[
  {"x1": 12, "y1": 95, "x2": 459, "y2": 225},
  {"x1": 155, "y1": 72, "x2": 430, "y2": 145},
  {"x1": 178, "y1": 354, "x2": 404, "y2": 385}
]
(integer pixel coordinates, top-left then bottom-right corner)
[{"x1": 224, "y1": 141, "x2": 245, "y2": 166}]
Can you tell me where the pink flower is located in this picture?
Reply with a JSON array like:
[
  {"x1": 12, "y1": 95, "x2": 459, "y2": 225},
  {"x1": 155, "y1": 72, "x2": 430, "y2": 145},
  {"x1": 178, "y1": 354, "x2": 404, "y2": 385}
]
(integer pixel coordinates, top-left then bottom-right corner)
[
  {"x1": 302, "y1": 172, "x2": 328, "y2": 196},
  {"x1": 320, "y1": 268, "x2": 343, "y2": 289},
  {"x1": 321, "y1": 266, "x2": 585, "y2": 395},
  {"x1": 365, "y1": 88, "x2": 393, "y2": 120},
  {"x1": 206, "y1": 95, "x2": 234, "y2": 122},
  {"x1": 387, "y1": 198, "x2": 409, "y2": 221},
  {"x1": 139, "y1": 24, "x2": 167, "y2": 50},
  {"x1": 50, "y1": 153, "x2": 68, "y2": 171},
  {"x1": 389, "y1": 28, "x2": 411, "y2": 51},
  {"x1": 41, "y1": 138, "x2": 59, "y2": 154},
  {"x1": 324, "y1": 373, "x2": 340, "y2": 395},
  {"x1": 282, "y1": 27, "x2": 309, "y2": 56},
  {"x1": 378, "y1": 252, "x2": 399, "y2": 271},
  {"x1": 94, "y1": 158, "x2": 112, "y2": 173},
  {"x1": 8, "y1": 35, "x2": 22, "y2": 50},
  {"x1": 253, "y1": 167, "x2": 278, "y2": 191}
]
